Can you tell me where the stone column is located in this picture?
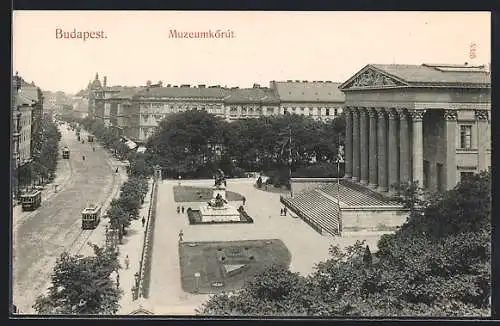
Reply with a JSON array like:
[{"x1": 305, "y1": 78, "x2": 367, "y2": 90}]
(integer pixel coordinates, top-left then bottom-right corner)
[
  {"x1": 344, "y1": 108, "x2": 353, "y2": 178},
  {"x1": 398, "y1": 109, "x2": 411, "y2": 185},
  {"x1": 387, "y1": 109, "x2": 400, "y2": 195},
  {"x1": 359, "y1": 108, "x2": 369, "y2": 185},
  {"x1": 410, "y1": 110, "x2": 425, "y2": 188},
  {"x1": 444, "y1": 110, "x2": 458, "y2": 190},
  {"x1": 376, "y1": 108, "x2": 388, "y2": 192},
  {"x1": 352, "y1": 108, "x2": 360, "y2": 182},
  {"x1": 475, "y1": 110, "x2": 490, "y2": 173},
  {"x1": 368, "y1": 109, "x2": 378, "y2": 188}
]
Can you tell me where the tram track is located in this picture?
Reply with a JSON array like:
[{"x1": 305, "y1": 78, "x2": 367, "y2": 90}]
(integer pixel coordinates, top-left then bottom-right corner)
[{"x1": 65, "y1": 147, "x2": 123, "y2": 257}]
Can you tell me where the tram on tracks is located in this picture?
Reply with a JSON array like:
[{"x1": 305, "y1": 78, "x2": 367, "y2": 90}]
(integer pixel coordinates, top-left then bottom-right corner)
[
  {"x1": 62, "y1": 146, "x2": 70, "y2": 159},
  {"x1": 81, "y1": 204, "x2": 101, "y2": 229},
  {"x1": 20, "y1": 190, "x2": 42, "y2": 211}
]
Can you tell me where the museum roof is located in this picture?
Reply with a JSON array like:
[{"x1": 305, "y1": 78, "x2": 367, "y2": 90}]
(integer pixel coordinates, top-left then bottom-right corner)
[
  {"x1": 134, "y1": 86, "x2": 225, "y2": 99},
  {"x1": 270, "y1": 81, "x2": 345, "y2": 103},
  {"x1": 224, "y1": 87, "x2": 280, "y2": 104},
  {"x1": 340, "y1": 63, "x2": 491, "y2": 90}
]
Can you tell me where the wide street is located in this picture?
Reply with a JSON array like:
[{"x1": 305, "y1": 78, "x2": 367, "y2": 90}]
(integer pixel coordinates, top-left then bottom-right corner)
[{"x1": 12, "y1": 124, "x2": 121, "y2": 313}]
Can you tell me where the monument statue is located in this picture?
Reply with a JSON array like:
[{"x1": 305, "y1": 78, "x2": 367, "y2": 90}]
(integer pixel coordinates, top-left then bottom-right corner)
[
  {"x1": 214, "y1": 169, "x2": 226, "y2": 187},
  {"x1": 208, "y1": 193, "x2": 226, "y2": 208}
]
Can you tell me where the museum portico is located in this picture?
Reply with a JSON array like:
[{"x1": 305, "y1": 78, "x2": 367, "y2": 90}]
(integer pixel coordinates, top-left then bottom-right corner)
[{"x1": 339, "y1": 63, "x2": 491, "y2": 194}]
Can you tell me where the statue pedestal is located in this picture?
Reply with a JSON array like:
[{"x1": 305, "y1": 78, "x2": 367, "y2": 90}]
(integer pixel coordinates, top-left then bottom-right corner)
[
  {"x1": 200, "y1": 205, "x2": 240, "y2": 222},
  {"x1": 199, "y1": 184, "x2": 240, "y2": 222}
]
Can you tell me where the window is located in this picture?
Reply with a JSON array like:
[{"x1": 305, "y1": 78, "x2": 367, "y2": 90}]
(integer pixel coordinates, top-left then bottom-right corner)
[
  {"x1": 334, "y1": 108, "x2": 338, "y2": 116},
  {"x1": 326, "y1": 108, "x2": 330, "y2": 116},
  {"x1": 460, "y1": 125, "x2": 472, "y2": 149},
  {"x1": 461, "y1": 171, "x2": 475, "y2": 181}
]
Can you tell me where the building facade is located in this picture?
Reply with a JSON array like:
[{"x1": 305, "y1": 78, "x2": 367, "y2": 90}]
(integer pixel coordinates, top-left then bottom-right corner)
[
  {"x1": 339, "y1": 63, "x2": 491, "y2": 194},
  {"x1": 130, "y1": 84, "x2": 226, "y2": 142},
  {"x1": 223, "y1": 85, "x2": 280, "y2": 121},
  {"x1": 270, "y1": 80, "x2": 345, "y2": 120},
  {"x1": 86, "y1": 74, "x2": 347, "y2": 144},
  {"x1": 12, "y1": 74, "x2": 38, "y2": 196}
]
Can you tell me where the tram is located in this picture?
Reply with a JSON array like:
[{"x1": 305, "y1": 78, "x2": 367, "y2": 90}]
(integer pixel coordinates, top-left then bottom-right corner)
[
  {"x1": 81, "y1": 204, "x2": 102, "y2": 230},
  {"x1": 62, "y1": 146, "x2": 70, "y2": 159},
  {"x1": 20, "y1": 190, "x2": 42, "y2": 211}
]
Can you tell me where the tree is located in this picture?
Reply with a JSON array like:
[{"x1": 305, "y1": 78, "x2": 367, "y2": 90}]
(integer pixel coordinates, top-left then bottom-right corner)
[
  {"x1": 106, "y1": 199, "x2": 129, "y2": 241},
  {"x1": 33, "y1": 244, "x2": 121, "y2": 314}
]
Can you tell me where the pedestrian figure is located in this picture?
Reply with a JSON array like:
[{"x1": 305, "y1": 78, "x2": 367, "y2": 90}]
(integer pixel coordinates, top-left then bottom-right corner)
[
  {"x1": 242, "y1": 196, "x2": 246, "y2": 206},
  {"x1": 115, "y1": 168, "x2": 119, "y2": 173},
  {"x1": 280, "y1": 208, "x2": 283, "y2": 216},
  {"x1": 177, "y1": 206, "x2": 180, "y2": 214},
  {"x1": 284, "y1": 207, "x2": 288, "y2": 216},
  {"x1": 116, "y1": 273, "x2": 120, "y2": 289},
  {"x1": 82, "y1": 155, "x2": 85, "y2": 161},
  {"x1": 124, "y1": 255, "x2": 130, "y2": 269},
  {"x1": 181, "y1": 206, "x2": 185, "y2": 213},
  {"x1": 142, "y1": 216, "x2": 146, "y2": 227},
  {"x1": 93, "y1": 147, "x2": 95, "y2": 152},
  {"x1": 179, "y1": 229, "x2": 184, "y2": 242}
]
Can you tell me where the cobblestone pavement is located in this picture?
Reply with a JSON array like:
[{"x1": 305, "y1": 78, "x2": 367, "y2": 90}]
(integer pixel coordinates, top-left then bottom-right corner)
[
  {"x1": 147, "y1": 178, "x2": 391, "y2": 315},
  {"x1": 12, "y1": 127, "x2": 124, "y2": 314}
]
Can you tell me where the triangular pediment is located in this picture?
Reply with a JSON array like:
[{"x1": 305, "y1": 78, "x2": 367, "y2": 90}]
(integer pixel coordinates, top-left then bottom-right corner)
[{"x1": 339, "y1": 65, "x2": 408, "y2": 90}]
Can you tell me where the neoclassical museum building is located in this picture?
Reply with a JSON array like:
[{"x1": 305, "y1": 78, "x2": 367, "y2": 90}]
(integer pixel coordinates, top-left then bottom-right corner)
[{"x1": 339, "y1": 63, "x2": 491, "y2": 194}]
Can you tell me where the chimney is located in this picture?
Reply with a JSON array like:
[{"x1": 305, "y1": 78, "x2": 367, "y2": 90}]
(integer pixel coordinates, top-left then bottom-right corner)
[{"x1": 103, "y1": 76, "x2": 107, "y2": 87}]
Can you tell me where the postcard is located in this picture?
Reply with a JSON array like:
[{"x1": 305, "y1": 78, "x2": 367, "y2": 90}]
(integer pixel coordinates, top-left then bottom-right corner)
[{"x1": 11, "y1": 11, "x2": 491, "y2": 317}]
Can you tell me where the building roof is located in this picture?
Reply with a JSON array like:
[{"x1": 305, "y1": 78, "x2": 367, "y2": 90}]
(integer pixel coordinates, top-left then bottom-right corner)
[
  {"x1": 339, "y1": 63, "x2": 491, "y2": 90},
  {"x1": 271, "y1": 81, "x2": 345, "y2": 103},
  {"x1": 111, "y1": 87, "x2": 146, "y2": 99},
  {"x1": 134, "y1": 86, "x2": 225, "y2": 99},
  {"x1": 224, "y1": 87, "x2": 280, "y2": 104}
]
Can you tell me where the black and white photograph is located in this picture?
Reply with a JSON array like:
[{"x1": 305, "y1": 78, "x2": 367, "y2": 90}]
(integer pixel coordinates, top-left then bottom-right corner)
[{"x1": 11, "y1": 11, "x2": 491, "y2": 317}]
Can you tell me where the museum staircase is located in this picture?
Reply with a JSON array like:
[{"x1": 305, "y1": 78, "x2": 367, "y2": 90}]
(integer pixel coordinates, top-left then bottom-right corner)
[
  {"x1": 320, "y1": 180, "x2": 400, "y2": 207},
  {"x1": 280, "y1": 190, "x2": 340, "y2": 236},
  {"x1": 281, "y1": 179, "x2": 402, "y2": 236}
]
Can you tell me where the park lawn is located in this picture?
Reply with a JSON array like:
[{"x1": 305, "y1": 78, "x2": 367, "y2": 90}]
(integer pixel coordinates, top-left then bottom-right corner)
[
  {"x1": 179, "y1": 239, "x2": 291, "y2": 294},
  {"x1": 173, "y1": 185, "x2": 244, "y2": 202}
]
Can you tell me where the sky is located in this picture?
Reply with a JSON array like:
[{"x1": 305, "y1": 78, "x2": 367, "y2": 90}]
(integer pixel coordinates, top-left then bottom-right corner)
[{"x1": 12, "y1": 11, "x2": 491, "y2": 94}]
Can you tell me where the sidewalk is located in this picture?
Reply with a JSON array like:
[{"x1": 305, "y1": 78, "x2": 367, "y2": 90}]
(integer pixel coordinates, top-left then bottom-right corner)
[{"x1": 116, "y1": 178, "x2": 154, "y2": 314}]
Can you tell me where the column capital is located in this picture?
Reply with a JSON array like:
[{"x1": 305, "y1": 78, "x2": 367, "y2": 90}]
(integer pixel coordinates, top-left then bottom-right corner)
[
  {"x1": 352, "y1": 108, "x2": 360, "y2": 116},
  {"x1": 444, "y1": 109, "x2": 458, "y2": 121},
  {"x1": 387, "y1": 109, "x2": 398, "y2": 120},
  {"x1": 475, "y1": 109, "x2": 489, "y2": 121},
  {"x1": 397, "y1": 108, "x2": 408, "y2": 119},
  {"x1": 368, "y1": 108, "x2": 378, "y2": 118},
  {"x1": 376, "y1": 107, "x2": 386, "y2": 117},
  {"x1": 409, "y1": 109, "x2": 425, "y2": 121}
]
